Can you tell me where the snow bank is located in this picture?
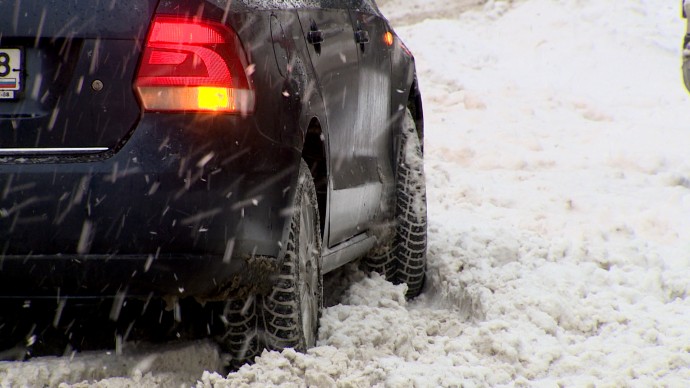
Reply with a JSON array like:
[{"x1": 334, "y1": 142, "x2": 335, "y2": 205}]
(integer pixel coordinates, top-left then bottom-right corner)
[{"x1": 0, "y1": 341, "x2": 222, "y2": 387}]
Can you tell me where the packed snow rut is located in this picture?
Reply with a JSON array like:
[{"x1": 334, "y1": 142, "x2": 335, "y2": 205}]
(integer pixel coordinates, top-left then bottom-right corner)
[{"x1": 3, "y1": 0, "x2": 690, "y2": 386}]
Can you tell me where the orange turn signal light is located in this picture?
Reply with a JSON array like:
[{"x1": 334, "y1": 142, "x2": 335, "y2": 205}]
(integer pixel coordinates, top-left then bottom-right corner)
[
  {"x1": 384, "y1": 31, "x2": 394, "y2": 46},
  {"x1": 197, "y1": 87, "x2": 231, "y2": 111}
]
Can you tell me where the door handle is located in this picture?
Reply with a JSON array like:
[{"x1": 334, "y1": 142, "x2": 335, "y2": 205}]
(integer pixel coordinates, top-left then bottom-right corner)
[
  {"x1": 355, "y1": 29, "x2": 370, "y2": 45},
  {"x1": 307, "y1": 20, "x2": 323, "y2": 55},
  {"x1": 307, "y1": 30, "x2": 324, "y2": 45}
]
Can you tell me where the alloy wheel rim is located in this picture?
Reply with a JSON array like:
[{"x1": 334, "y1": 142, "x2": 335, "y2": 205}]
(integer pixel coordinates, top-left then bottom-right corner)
[{"x1": 298, "y1": 191, "x2": 317, "y2": 347}]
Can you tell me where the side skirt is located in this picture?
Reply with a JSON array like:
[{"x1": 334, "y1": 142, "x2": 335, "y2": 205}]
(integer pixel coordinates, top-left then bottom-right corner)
[{"x1": 321, "y1": 234, "x2": 377, "y2": 274}]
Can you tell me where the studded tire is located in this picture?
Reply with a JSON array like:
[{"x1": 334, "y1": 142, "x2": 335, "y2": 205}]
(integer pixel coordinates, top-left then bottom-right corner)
[
  {"x1": 365, "y1": 107, "x2": 427, "y2": 299},
  {"x1": 218, "y1": 296, "x2": 262, "y2": 370},
  {"x1": 219, "y1": 160, "x2": 322, "y2": 368},
  {"x1": 260, "y1": 160, "x2": 322, "y2": 353}
]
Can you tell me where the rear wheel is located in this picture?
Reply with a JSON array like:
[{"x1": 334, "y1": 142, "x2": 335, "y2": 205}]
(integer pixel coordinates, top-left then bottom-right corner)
[
  {"x1": 218, "y1": 297, "x2": 261, "y2": 370},
  {"x1": 219, "y1": 160, "x2": 322, "y2": 368},
  {"x1": 261, "y1": 160, "x2": 322, "y2": 352},
  {"x1": 365, "y1": 108, "x2": 427, "y2": 299}
]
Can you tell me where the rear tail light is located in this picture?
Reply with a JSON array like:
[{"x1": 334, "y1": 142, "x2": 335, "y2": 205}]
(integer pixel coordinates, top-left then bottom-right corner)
[{"x1": 134, "y1": 16, "x2": 254, "y2": 114}]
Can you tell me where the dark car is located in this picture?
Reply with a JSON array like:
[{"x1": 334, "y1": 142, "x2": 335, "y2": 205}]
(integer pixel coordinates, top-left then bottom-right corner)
[{"x1": 0, "y1": 0, "x2": 426, "y2": 366}]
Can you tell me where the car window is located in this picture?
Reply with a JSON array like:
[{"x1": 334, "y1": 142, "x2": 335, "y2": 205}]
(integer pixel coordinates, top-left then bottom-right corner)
[
  {"x1": 319, "y1": 0, "x2": 354, "y2": 9},
  {"x1": 216, "y1": 0, "x2": 321, "y2": 10},
  {"x1": 208, "y1": 0, "x2": 380, "y2": 13},
  {"x1": 320, "y1": 0, "x2": 380, "y2": 13},
  {"x1": 358, "y1": 0, "x2": 382, "y2": 14}
]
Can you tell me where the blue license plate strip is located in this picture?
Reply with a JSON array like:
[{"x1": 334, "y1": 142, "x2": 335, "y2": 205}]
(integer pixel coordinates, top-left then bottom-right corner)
[{"x1": 0, "y1": 48, "x2": 22, "y2": 100}]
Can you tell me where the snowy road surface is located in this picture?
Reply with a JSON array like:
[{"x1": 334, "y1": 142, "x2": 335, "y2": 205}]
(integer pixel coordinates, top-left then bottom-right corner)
[{"x1": 2, "y1": 0, "x2": 690, "y2": 386}]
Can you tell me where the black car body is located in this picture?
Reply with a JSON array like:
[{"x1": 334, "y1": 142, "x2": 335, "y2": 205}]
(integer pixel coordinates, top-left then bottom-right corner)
[{"x1": 0, "y1": 0, "x2": 426, "y2": 362}]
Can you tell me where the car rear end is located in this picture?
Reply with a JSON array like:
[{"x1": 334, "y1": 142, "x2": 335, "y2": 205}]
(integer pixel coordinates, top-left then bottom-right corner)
[{"x1": 0, "y1": 1, "x2": 300, "y2": 301}]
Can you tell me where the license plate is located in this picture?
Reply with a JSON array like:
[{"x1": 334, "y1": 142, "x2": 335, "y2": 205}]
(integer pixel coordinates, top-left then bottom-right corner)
[{"x1": 0, "y1": 48, "x2": 22, "y2": 100}]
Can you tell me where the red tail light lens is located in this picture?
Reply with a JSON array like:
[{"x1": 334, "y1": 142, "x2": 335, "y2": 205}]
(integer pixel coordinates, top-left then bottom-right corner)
[{"x1": 134, "y1": 16, "x2": 254, "y2": 114}]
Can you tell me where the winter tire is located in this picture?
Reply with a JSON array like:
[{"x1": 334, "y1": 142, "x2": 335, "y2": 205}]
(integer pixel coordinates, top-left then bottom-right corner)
[
  {"x1": 261, "y1": 160, "x2": 323, "y2": 352},
  {"x1": 218, "y1": 297, "x2": 262, "y2": 370},
  {"x1": 219, "y1": 160, "x2": 323, "y2": 368},
  {"x1": 365, "y1": 107, "x2": 428, "y2": 299}
]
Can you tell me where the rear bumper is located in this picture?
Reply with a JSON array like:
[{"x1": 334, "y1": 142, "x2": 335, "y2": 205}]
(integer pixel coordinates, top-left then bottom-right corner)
[{"x1": 0, "y1": 114, "x2": 301, "y2": 299}]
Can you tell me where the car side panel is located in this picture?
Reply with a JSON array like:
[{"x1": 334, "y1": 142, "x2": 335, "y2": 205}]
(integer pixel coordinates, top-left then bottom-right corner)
[
  {"x1": 295, "y1": 7, "x2": 364, "y2": 247},
  {"x1": 346, "y1": 7, "x2": 394, "y2": 230}
]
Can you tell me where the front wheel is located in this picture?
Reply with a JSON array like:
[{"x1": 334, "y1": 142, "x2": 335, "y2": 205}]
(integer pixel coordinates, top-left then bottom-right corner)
[{"x1": 364, "y1": 107, "x2": 427, "y2": 299}]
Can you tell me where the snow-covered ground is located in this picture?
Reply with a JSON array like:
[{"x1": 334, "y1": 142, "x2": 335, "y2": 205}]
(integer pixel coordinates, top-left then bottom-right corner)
[{"x1": 3, "y1": 0, "x2": 690, "y2": 386}]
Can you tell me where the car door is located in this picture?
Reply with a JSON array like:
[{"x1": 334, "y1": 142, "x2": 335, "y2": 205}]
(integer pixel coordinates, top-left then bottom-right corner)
[
  {"x1": 297, "y1": 2, "x2": 365, "y2": 246},
  {"x1": 347, "y1": 0, "x2": 393, "y2": 231}
]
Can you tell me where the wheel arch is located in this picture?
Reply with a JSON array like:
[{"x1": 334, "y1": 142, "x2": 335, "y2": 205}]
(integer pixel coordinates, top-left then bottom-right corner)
[
  {"x1": 301, "y1": 116, "x2": 328, "y2": 240},
  {"x1": 407, "y1": 76, "x2": 425, "y2": 152}
]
